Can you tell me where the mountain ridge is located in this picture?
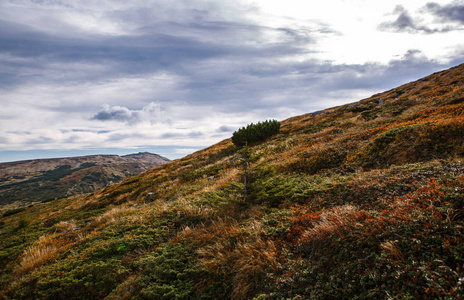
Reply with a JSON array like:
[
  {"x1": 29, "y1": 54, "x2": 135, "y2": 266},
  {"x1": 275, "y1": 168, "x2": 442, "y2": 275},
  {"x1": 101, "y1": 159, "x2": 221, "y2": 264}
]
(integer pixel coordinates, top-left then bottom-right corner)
[
  {"x1": 0, "y1": 152, "x2": 170, "y2": 208},
  {"x1": 0, "y1": 152, "x2": 168, "y2": 171}
]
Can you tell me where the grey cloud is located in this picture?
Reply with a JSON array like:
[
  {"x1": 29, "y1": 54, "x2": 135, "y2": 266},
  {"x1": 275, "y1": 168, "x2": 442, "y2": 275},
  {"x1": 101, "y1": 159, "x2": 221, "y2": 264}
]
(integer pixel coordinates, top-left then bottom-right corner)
[
  {"x1": 91, "y1": 102, "x2": 164, "y2": 125},
  {"x1": 249, "y1": 50, "x2": 448, "y2": 108},
  {"x1": 0, "y1": 0, "x2": 328, "y2": 91},
  {"x1": 72, "y1": 129, "x2": 111, "y2": 134},
  {"x1": 160, "y1": 132, "x2": 177, "y2": 139},
  {"x1": 0, "y1": 22, "x2": 230, "y2": 89},
  {"x1": 309, "y1": 50, "x2": 442, "y2": 91},
  {"x1": 59, "y1": 129, "x2": 111, "y2": 134},
  {"x1": 378, "y1": 3, "x2": 464, "y2": 34},
  {"x1": 176, "y1": 48, "x2": 454, "y2": 116},
  {"x1": 378, "y1": 5, "x2": 437, "y2": 33},
  {"x1": 378, "y1": 6, "x2": 419, "y2": 32},
  {"x1": 0, "y1": 24, "x2": 225, "y2": 67},
  {"x1": 161, "y1": 131, "x2": 203, "y2": 139},
  {"x1": 0, "y1": 0, "x2": 336, "y2": 126},
  {"x1": 7, "y1": 131, "x2": 33, "y2": 135},
  {"x1": 189, "y1": 131, "x2": 203, "y2": 138},
  {"x1": 28, "y1": 136, "x2": 54, "y2": 144},
  {"x1": 425, "y1": 1, "x2": 464, "y2": 24},
  {"x1": 216, "y1": 125, "x2": 235, "y2": 133},
  {"x1": 92, "y1": 105, "x2": 132, "y2": 122},
  {"x1": 106, "y1": 132, "x2": 149, "y2": 142}
]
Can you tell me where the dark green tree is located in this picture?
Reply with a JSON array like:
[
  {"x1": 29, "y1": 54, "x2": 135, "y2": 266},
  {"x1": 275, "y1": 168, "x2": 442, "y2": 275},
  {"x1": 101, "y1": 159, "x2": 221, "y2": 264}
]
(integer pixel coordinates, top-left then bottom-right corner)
[{"x1": 232, "y1": 120, "x2": 280, "y2": 147}]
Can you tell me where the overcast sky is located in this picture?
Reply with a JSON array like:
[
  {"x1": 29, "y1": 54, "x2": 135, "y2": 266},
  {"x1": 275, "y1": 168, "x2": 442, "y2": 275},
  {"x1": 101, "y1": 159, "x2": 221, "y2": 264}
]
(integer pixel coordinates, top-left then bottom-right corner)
[{"x1": 1, "y1": 0, "x2": 463, "y2": 162}]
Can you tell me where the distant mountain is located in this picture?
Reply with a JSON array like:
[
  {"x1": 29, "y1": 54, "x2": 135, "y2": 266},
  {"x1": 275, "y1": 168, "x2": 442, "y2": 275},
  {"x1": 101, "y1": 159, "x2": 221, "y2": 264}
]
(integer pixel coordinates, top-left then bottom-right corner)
[{"x1": 0, "y1": 152, "x2": 169, "y2": 208}]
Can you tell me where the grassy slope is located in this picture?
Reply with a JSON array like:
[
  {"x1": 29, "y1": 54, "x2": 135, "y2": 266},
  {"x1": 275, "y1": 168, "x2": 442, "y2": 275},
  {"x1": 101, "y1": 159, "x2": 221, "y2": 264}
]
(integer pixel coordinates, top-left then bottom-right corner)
[{"x1": 1, "y1": 64, "x2": 464, "y2": 299}]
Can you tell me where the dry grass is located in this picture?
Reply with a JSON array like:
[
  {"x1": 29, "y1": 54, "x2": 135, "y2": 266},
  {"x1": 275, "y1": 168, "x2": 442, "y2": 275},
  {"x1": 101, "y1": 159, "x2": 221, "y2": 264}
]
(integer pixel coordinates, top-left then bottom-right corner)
[
  {"x1": 193, "y1": 168, "x2": 240, "y2": 195},
  {"x1": 19, "y1": 246, "x2": 56, "y2": 274},
  {"x1": 15, "y1": 234, "x2": 61, "y2": 276},
  {"x1": 231, "y1": 238, "x2": 277, "y2": 299},
  {"x1": 197, "y1": 235, "x2": 277, "y2": 300},
  {"x1": 93, "y1": 206, "x2": 131, "y2": 226},
  {"x1": 196, "y1": 219, "x2": 277, "y2": 299},
  {"x1": 183, "y1": 203, "x2": 214, "y2": 218},
  {"x1": 301, "y1": 205, "x2": 358, "y2": 243}
]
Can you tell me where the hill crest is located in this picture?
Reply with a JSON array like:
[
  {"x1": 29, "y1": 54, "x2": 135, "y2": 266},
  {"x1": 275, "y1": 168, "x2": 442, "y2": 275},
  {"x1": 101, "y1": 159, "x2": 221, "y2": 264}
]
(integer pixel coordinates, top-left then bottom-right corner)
[{"x1": 0, "y1": 152, "x2": 169, "y2": 208}]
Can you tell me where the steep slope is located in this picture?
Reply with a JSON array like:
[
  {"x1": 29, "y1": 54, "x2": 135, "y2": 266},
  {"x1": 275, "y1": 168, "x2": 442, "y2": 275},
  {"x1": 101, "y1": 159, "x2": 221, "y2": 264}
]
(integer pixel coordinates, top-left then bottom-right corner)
[
  {"x1": 1, "y1": 64, "x2": 464, "y2": 299},
  {"x1": 0, "y1": 152, "x2": 169, "y2": 208}
]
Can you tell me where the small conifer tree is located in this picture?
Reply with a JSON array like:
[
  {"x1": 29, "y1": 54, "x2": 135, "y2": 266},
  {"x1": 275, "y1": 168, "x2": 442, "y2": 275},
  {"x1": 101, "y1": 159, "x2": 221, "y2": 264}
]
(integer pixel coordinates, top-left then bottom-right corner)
[{"x1": 232, "y1": 119, "x2": 280, "y2": 147}]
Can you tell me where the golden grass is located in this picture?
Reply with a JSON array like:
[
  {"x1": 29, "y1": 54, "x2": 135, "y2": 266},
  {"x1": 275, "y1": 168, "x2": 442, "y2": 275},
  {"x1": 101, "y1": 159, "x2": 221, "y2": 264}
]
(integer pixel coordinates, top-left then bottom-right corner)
[
  {"x1": 196, "y1": 219, "x2": 277, "y2": 299},
  {"x1": 301, "y1": 205, "x2": 357, "y2": 243},
  {"x1": 94, "y1": 206, "x2": 129, "y2": 225},
  {"x1": 55, "y1": 220, "x2": 76, "y2": 232},
  {"x1": 194, "y1": 168, "x2": 240, "y2": 195},
  {"x1": 19, "y1": 246, "x2": 56, "y2": 274},
  {"x1": 231, "y1": 238, "x2": 277, "y2": 299},
  {"x1": 15, "y1": 234, "x2": 62, "y2": 276}
]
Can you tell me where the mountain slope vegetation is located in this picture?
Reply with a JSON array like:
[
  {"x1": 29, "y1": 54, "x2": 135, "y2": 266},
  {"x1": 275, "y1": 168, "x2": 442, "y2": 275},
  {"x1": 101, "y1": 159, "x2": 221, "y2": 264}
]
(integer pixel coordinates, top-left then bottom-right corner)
[
  {"x1": 1, "y1": 64, "x2": 464, "y2": 299},
  {"x1": 0, "y1": 152, "x2": 170, "y2": 209}
]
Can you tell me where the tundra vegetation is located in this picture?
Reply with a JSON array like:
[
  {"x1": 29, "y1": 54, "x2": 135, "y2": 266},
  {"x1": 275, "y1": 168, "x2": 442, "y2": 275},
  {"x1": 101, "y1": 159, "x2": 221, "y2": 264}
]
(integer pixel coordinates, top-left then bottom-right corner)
[{"x1": 1, "y1": 64, "x2": 464, "y2": 299}]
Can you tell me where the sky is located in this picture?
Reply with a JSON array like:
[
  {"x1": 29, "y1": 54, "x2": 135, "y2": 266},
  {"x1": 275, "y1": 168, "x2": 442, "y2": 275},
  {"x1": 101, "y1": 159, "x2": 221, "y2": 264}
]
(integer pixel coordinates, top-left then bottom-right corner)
[{"x1": 0, "y1": 0, "x2": 463, "y2": 162}]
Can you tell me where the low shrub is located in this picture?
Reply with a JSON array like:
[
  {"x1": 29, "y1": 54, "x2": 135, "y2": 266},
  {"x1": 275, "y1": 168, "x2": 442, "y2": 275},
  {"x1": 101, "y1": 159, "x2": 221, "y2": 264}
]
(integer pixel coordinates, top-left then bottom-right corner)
[
  {"x1": 232, "y1": 120, "x2": 280, "y2": 147},
  {"x1": 2, "y1": 207, "x2": 26, "y2": 217},
  {"x1": 133, "y1": 242, "x2": 201, "y2": 299}
]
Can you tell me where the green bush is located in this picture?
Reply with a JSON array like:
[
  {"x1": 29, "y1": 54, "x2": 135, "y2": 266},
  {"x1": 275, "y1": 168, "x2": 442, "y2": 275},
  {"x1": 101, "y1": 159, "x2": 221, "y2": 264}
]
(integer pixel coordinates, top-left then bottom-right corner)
[
  {"x1": 2, "y1": 207, "x2": 26, "y2": 217},
  {"x1": 232, "y1": 120, "x2": 280, "y2": 147},
  {"x1": 133, "y1": 243, "x2": 199, "y2": 299}
]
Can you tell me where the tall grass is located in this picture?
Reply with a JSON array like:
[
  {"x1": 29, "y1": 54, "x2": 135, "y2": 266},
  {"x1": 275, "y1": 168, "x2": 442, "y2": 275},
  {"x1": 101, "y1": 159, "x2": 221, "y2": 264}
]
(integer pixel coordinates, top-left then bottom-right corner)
[
  {"x1": 16, "y1": 234, "x2": 61, "y2": 276},
  {"x1": 300, "y1": 205, "x2": 357, "y2": 244}
]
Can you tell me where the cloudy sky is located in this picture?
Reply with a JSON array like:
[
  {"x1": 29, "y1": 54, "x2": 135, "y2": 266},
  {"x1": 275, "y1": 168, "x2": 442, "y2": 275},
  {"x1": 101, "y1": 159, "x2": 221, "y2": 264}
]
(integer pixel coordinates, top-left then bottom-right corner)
[{"x1": 1, "y1": 0, "x2": 463, "y2": 162}]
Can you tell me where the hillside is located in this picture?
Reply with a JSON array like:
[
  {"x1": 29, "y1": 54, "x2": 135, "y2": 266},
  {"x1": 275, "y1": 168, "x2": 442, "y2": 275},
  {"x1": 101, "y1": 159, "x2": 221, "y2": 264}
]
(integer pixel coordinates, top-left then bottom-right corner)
[
  {"x1": 0, "y1": 152, "x2": 169, "y2": 209},
  {"x1": 1, "y1": 64, "x2": 464, "y2": 299}
]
